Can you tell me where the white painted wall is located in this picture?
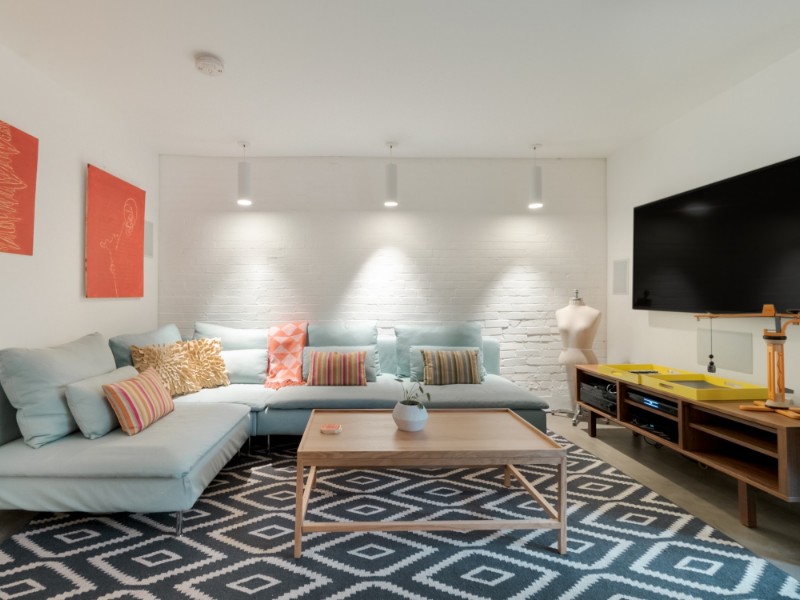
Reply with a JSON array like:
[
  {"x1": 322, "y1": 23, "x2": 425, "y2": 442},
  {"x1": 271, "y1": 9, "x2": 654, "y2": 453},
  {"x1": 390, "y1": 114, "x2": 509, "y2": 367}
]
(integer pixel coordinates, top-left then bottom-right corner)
[
  {"x1": 0, "y1": 44, "x2": 159, "y2": 349},
  {"x1": 607, "y1": 48, "x2": 800, "y2": 392},
  {"x1": 159, "y1": 156, "x2": 607, "y2": 409}
]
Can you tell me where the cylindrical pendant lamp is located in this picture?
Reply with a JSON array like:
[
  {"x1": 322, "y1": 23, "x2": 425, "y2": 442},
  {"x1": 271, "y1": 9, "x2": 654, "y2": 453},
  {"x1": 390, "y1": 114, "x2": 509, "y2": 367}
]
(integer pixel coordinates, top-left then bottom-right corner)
[
  {"x1": 236, "y1": 141, "x2": 252, "y2": 207},
  {"x1": 384, "y1": 141, "x2": 398, "y2": 207},
  {"x1": 528, "y1": 143, "x2": 544, "y2": 210}
]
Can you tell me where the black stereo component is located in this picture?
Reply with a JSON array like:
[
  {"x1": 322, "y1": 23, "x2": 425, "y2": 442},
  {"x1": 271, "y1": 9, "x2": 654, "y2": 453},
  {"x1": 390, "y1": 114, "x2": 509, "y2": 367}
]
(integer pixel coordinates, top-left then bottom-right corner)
[
  {"x1": 628, "y1": 391, "x2": 678, "y2": 416},
  {"x1": 579, "y1": 382, "x2": 617, "y2": 415}
]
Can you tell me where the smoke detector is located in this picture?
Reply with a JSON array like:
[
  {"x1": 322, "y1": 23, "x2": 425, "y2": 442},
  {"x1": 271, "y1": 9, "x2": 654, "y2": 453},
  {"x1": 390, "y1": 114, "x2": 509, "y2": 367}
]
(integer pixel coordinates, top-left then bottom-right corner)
[{"x1": 195, "y1": 53, "x2": 224, "y2": 76}]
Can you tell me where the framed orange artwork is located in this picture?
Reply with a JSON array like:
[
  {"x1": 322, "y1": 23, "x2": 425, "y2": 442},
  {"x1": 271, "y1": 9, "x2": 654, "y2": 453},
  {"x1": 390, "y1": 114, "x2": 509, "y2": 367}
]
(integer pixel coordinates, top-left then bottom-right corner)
[
  {"x1": 85, "y1": 165, "x2": 146, "y2": 298},
  {"x1": 0, "y1": 119, "x2": 39, "y2": 256}
]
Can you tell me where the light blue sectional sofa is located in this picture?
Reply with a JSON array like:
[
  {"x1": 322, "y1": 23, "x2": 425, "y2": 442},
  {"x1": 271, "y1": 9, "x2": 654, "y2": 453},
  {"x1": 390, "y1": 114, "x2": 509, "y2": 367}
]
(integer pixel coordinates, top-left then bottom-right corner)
[
  {"x1": 174, "y1": 321, "x2": 548, "y2": 438},
  {"x1": 0, "y1": 321, "x2": 548, "y2": 530}
]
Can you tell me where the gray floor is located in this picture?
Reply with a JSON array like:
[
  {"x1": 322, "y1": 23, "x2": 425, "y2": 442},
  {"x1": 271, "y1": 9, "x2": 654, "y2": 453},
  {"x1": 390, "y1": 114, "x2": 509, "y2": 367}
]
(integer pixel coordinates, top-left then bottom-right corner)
[
  {"x1": 549, "y1": 412, "x2": 800, "y2": 581},
  {"x1": 1, "y1": 415, "x2": 798, "y2": 582}
]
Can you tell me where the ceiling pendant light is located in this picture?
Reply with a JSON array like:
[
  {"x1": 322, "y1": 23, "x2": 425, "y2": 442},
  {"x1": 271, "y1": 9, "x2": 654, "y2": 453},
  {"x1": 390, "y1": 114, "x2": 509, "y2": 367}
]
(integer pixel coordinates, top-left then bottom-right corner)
[
  {"x1": 384, "y1": 142, "x2": 398, "y2": 208},
  {"x1": 528, "y1": 143, "x2": 544, "y2": 210},
  {"x1": 237, "y1": 141, "x2": 252, "y2": 207}
]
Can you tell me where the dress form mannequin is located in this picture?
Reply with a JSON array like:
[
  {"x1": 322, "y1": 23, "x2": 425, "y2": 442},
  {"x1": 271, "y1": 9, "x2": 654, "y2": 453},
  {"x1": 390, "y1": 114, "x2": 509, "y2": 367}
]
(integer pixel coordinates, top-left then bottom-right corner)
[{"x1": 556, "y1": 290, "x2": 601, "y2": 412}]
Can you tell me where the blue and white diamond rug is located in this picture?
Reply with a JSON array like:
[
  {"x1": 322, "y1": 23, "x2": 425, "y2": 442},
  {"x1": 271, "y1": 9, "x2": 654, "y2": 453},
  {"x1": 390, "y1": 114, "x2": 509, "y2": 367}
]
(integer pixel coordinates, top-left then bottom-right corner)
[{"x1": 1, "y1": 433, "x2": 797, "y2": 599}]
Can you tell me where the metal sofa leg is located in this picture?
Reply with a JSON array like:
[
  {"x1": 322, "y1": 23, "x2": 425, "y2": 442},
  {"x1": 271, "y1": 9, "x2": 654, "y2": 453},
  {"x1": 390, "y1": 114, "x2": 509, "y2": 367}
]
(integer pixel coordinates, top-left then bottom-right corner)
[{"x1": 175, "y1": 511, "x2": 184, "y2": 536}]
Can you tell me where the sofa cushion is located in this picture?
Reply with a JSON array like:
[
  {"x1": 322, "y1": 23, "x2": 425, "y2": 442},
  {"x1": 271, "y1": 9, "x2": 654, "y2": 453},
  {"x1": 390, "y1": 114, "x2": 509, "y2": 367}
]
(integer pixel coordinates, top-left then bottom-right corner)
[
  {"x1": 308, "y1": 321, "x2": 377, "y2": 346},
  {"x1": 422, "y1": 349, "x2": 481, "y2": 385},
  {"x1": 66, "y1": 366, "x2": 138, "y2": 439},
  {"x1": 0, "y1": 332, "x2": 117, "y2": 448},
  {"x1": 184, "y1": 338, "x2": 229, "y2": 389},
  {"x1": 302, "y1": 345, "x2": 380, "y2": 381},
  {"x1": 109, "y1": 324, "x2": 182, "y2": 368},
  {"x1": 193, "y1": 322, "x2": 268, "y2": 350},
  {"x1": 266, "y1": 373, "x2": 402, "y2": 409},
  {"x1": 423, "y1": 374, "x2": 549, "y2": 410},
  {"x1": 409, "y1": 345, "x2": 486, "y2": 381},
  {"x1": 0, "y1": 403, "x2": 248, "y2": 479},
  {"x1": 394, "y1": 323, "x2": 482, "y2": 378},
  {"x1": 173, "y1": 384, "x2": 273, "y2": 411},
  {"x1": 222, "y1": 349, "x2": 268, "y2": 384},
  {"x1": 103, "y1": 368, "x2": 175, "y2": 436},
  {"x1": 307, "y1": 350, "x2": 367, "y2": 386}
]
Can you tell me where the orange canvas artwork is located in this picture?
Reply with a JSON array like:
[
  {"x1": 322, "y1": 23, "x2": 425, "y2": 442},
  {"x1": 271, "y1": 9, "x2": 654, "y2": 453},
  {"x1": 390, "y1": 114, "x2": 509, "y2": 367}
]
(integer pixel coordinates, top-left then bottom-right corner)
[
  {"x1": 85, "y1": 165, "x2": 145, "y2": 298},
  {"x1": 0, "y1": 119, "x2": 39, "y2": 256}
]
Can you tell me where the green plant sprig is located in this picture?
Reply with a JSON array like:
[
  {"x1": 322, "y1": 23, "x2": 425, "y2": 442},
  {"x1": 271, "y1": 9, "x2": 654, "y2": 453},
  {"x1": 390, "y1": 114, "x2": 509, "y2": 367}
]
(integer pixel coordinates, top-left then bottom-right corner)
[{"x1": 395, "y1": 378, "x2": 431, "y2": 408}]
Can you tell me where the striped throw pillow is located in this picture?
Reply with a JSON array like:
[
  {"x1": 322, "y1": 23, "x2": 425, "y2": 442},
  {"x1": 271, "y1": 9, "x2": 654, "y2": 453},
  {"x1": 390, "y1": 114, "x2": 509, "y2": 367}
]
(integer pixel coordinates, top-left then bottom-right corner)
[
  {"x1": 102, "y1": 368, "x2": 175, "y2": 435},
  {"x1": 421, "y1": 349, "x2": 481, "y2": 385},
  {"x1": 307, "y1": 351, "x2": 367, "y2": 386}
]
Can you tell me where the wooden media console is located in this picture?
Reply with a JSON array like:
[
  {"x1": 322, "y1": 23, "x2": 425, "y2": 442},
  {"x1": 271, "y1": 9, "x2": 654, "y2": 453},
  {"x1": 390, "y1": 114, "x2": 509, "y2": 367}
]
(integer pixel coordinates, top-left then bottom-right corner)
[{"x1": 576, "y1": 364, "x2": 800, "y2": 527}]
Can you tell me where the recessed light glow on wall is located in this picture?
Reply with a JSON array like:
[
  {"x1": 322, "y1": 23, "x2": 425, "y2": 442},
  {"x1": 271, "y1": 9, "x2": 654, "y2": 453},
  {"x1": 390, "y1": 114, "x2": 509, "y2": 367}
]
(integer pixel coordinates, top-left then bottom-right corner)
[
  {"x1": 385, "y1": 142, "x2": 398, "y2": 208},
  {"x1": 528, "y1": 143, "x2": 543, "y2": 210}
]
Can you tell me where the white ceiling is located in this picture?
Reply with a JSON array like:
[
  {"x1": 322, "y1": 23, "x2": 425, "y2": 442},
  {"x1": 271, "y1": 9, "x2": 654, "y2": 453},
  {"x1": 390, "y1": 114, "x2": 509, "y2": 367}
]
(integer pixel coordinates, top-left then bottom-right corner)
[{"x1": 2, "y1": 0, "x2": 800, "y2": 159}]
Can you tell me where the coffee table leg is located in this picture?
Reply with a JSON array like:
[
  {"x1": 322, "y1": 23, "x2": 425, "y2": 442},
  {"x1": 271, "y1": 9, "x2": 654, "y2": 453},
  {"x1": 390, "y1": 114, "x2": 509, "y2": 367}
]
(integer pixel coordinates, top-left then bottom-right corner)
[
  {"x1": 557, "y1": 456, "x2": 567, "y2": 554},
  {"x1": 294, "y1": 464, "x2": 304, "y2": 558},
  {"x1": 503, "y1": 465, "x2": 511, "y2": 487}
]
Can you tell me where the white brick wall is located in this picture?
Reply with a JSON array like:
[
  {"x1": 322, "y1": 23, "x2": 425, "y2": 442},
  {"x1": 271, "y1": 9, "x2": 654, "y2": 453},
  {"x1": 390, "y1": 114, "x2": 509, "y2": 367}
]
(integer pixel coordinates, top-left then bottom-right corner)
[{"x1": 159, "y1": 156, "x2": 606, "y2": 410}]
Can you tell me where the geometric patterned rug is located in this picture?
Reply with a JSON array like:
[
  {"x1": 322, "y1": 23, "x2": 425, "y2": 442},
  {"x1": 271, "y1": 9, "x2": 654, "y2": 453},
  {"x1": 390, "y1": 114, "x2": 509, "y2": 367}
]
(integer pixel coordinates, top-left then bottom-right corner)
[{"x1": 1, "y1": 433, "x2": 798, "y2": 600}]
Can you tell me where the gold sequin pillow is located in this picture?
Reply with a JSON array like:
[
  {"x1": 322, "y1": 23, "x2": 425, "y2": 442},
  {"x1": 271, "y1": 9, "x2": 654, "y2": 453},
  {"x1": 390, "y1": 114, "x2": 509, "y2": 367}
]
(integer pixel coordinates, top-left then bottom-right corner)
[
  {"x1": 131, "y1": 341, "x2": 200, "y2": 396},
  {"x1": 182, "y1": 337, "x2": 229, "y2": 389}
]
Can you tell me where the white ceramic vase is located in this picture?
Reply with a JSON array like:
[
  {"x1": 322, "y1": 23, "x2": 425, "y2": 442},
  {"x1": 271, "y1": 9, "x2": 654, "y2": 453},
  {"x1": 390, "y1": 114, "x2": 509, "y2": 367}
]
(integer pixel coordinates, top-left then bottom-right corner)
[{"x1": 392, "y1": 401, "x2": 428, "y2": 432}]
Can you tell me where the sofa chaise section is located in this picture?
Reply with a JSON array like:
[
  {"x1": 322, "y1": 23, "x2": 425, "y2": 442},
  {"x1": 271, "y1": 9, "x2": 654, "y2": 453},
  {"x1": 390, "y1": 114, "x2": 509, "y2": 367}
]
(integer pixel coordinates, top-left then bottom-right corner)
[
  {"x1": 0, "y1": 332, "x2": 251, "y2": 531},
  {"x1": 0, "y1": 403, "x2": 249, "y2": 518}
]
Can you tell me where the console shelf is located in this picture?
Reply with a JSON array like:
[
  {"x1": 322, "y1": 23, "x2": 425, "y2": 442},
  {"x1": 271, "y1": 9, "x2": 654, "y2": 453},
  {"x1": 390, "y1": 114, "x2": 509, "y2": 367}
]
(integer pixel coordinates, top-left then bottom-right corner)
[
  {"x1": 576, "y1": 364, "x2": 800, "y2": 527},
  {"x1": 688, "y1": 423, "x2": 779, "y2": 458}
]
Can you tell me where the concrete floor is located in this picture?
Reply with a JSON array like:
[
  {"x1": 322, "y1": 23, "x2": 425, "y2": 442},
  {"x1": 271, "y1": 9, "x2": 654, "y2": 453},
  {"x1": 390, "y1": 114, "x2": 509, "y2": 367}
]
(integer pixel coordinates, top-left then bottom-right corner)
[
  {"x1": 549, "y1": 412, "x2": 800, "y2": 581},
  {"x1": 1, "y1": 415, "x2": 798, "y2": 581}
]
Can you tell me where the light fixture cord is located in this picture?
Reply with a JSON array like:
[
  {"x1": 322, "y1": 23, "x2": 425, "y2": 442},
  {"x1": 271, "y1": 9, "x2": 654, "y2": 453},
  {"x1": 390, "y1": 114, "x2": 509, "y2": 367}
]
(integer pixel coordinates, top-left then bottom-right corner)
[{"x1": 707, "y1": 316, "x2": 716, "y2": 373}]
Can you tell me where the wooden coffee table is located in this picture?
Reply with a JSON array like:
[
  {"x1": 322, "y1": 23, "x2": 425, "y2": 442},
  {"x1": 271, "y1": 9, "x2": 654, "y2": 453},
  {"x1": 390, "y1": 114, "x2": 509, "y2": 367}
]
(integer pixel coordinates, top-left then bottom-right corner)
[{"x1": 294, "y1": 408, "x2": 568, "y2": 558}]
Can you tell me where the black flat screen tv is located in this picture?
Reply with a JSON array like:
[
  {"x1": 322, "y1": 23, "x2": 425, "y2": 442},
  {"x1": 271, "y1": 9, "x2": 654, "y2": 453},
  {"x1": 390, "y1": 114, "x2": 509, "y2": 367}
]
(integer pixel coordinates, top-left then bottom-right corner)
[{"x1": 632, "y1": 154, "x2": 800, "y2": 314}]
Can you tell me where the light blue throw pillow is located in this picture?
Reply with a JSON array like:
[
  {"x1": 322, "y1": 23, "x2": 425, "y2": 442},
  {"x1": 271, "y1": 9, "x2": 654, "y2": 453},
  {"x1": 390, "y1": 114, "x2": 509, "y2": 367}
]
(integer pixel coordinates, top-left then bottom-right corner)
[
  {"x1": 308, "y1": 321, "x2": 378, "y2": 346},
  {"x1": 222, "y1": 349, "x2": 268, "y2": 384},
  {"x1": 409, "y1": 346, "x2": 486, "y2": 382},
  {"x1": 66, "y1": 366, "x2": 139, "y2": 439},
  {"x1": 394, "y1": 323, "x2": 482, "y2": 378},
  {"x1": 109, "y1": 324, "x2": 182, "y2": 368},
  {"x1": 302, "y1": 345, "x2": 381, "y2": 382},
  {"x1": 0, "y1": 332, "x2": 117, "y2": 448},
  {"x1": 193, "y1": 322, "x2": 268, "y2": 350}
]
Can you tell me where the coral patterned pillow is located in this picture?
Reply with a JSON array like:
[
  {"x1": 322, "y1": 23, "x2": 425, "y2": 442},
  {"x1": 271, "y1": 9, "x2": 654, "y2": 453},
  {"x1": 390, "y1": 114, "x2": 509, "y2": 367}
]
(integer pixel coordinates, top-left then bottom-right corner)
[
  {"x1": 130, "y1": 341, "x2": 200, "y2": 396},
  {"x1": 307, "y1": 350, "x2": 367, "y2": 386},
  {"x1": 102, "y1": 368, "x2": 174, "y2": 435},
  {"x1": 266, "y1": 322, "x2": 308, "y2": 389}
]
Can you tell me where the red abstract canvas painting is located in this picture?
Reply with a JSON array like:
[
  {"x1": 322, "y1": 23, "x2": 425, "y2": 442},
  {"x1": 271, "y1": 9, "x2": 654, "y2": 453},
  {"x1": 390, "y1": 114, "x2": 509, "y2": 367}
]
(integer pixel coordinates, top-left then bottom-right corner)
[
  {"x1": 0, "y1": 119, "x2": 39, "y2": 255},
  {"x1": 85, "y1": 165, "x2": 146, "y2": 298}
]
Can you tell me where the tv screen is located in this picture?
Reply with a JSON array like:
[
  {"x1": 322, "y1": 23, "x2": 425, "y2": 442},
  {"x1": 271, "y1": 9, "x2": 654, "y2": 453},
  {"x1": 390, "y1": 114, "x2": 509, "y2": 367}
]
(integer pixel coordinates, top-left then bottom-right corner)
[{"x1": 632, "y1": 154, "x2": 800, "y2": 313}]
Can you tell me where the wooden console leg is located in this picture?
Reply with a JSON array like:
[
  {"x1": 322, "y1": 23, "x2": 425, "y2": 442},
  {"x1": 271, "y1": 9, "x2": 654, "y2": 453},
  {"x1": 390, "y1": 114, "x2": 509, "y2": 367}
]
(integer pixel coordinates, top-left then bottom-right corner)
[
  {"x1": 738, "y1": 481, "x2": 757, "y2": 527},
  {"x1": 588, "y1": 411, "x2": 598, "y2": 437}
]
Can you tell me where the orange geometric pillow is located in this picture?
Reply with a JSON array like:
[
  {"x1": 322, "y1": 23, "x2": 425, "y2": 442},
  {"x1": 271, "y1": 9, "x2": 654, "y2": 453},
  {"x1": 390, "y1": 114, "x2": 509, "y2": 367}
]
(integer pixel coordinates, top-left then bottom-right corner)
[
  {"x1": 102, "y1": 368, "x2": 174, "y2": 435},
  {"x1": 265, "y1": 322, "x2": 308, "y2": 389}
]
